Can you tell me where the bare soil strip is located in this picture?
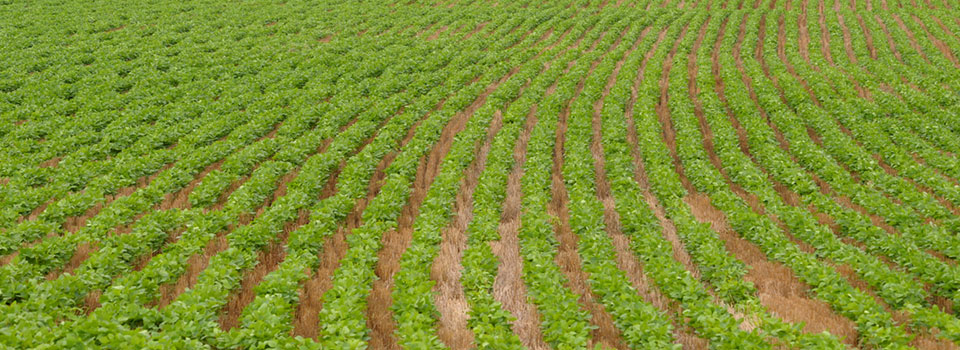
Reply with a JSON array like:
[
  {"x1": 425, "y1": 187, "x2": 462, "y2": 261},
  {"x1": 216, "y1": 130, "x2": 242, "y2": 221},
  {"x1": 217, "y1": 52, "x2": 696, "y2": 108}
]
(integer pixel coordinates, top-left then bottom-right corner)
[
  {"x1": 366, "y1": 74, "x2": 509, "y2": 350},
  {"x1": 491, "y1": 104, "x2": 550, "y2": 350},
  {"x1": 911, "y1": 15, "x2": 960, "y2": 68},
  {"x1": 592, "y1": 25, "x2": 709, "y2": 349},
  {"x1": 485, "y1": 23, "x2": 598, "y2": 350},
  {"x1": 816, "y1": 0, "x2": 835, "y2": 66},
  {"x1": 837, "y1": 13, "x2": 858, "y2": 64},
  {"x1": 364, "y1": 25, "x2": 569, "y2": 349},
  {"x1": 798, "y1": 0, "x2": 812, "y2": 66},
  {"x1": 549, "y1": 26, "x2": 631, "y2": 350},
  {"x1": 292, "y1": 98, "x2": 444, "y2": 339},
  {"x1": 718, "y1": 17, "x2": 881, "y2": 338},
  {"x1": 221, "y1": 118, "x2": 388, "y2": 330},
  {"x1": 891, "y1": 14, "x2": 931, "y2": 63},
  {"x1": 777, "y1": 17, "x2": 823, "y2": 107},
  {"x1": 156, "y1": 125, "x2": 346, "y2": 308},
  {"x1": 431, "y1": 106, "x2": 505, "y2": 349},
  {"x1": 463, "y1": 22, "x2": 488, "y2": 40},
  {"x1": 655, "y1": 17, "x2": 757, "y2": 332},
  {"x1": 611, "y1": 22, "x2": 713, "y2": 349},
  {"x1": 627, "y1": 19, "x2": 705, "y2": 298},
  {"x1": 427, "y1": 25, "x2": 449, "y2": 41},
  {"x1": 686, "y1": 14, "x2": 858, "y2": 343},
  {"x1": 876, "y1": 16, "x2": 905, "y2": 63},
  {"x1": 856, "y1": 15, "x2": 879, "y2": 60},
  {"x1": 763, "y1": 13, "x2": 960, "y2": 347}
]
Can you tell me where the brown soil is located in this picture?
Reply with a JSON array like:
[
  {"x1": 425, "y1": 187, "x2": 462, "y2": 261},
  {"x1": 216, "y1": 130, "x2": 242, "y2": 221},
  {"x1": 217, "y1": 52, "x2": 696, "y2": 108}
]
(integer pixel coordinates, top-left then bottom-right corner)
[
  {"x1": 416, "y1": 22, "x2": 437, "y2": 38},
  {"x1": 656, "y1": 21, "x2": 692, "y2": 188},
  {"x1": 291, "y1": 98, "x2": 440, "y2": 339},
  {"x1": 485, "y1": 22, "x2": 603, "y2": 343},
  {"x1": 38, "y1": 157, "x2": 60, "y2": 168},
  {"x1": 481, "y1": 25, "x2": 596, "y2": 349},
  {"x1": 837, "y1": 13, "x2": 858, "y2": 64},
  {"x1": 775, "y1": 16, "x2": 823, "y2": 107},
  {"x1": 713, "y1": 19, "x2": 758, "y2": 162},
  {"x1": 430, "y1": 102, "x2": 507, "y2": 350},
  {"x1": 44, "y1": 161, "x2": 176, "y2": 280},
  {"x1": 21, "y1": 198, "x2": 54, "y2": 223},
  {"x1": 912, "y1": 15, "x2": 960, "y2": 68},
  {"x1": 463, "y1": 22, "x2": 488, "y2": 40},
  {"x1": 364, "y1": 41, "x2": 544, "y2": 348},
  {"x1": 876, "y1": 16, "x2": 905, "y2": 63},
  {"x1": 816, "y1": 0, "x2": 835, "y2": 66},
  {"x1": 799, "y1": 0, "x2": 811, "y2": 63},
  {"x1": 932, "y1": 16, "x2": 960, "y2": 42},
  {"x1": 158, "y1": 159, "x2": 226, "y2": 211},
  {"x1": 491, "y1": 103, "x2": 549, "y2": 350},
  {"x1": 734, "y1": 12, "x2": 898, "y2": 340},
  {"x1": 793, "y1": 187, "x2": 960, "y2": 349},
  {"x1": 155, "y1": 231, "x2": 228, "y2": 308},
  {"x1": 872, "y1": 154, "x2": 960, "y2": 220},
  {"x1": 856, "y1": 15, "x2": 879, "y2": 60},
  {"x1": 47, "y1": 122, "x2": 285, "y2": 281},
  {"x1": 891, "y1": 14, "x2": 931, "y2": 63},
  {"x1": 625, "y1": 22, "x2": 704, "y2": 281},
  {"x1": 363, "y1": 21, "x2": 578, "y2": 348},
  {"x1": 684, "y1": 194, "x2": 860, "y2": 344},
  {"x1": 593, "y1": 23, "x2": 710, "y2": 349},
  {"x1": 427, "y1": 25, "x2": 448, "y2": 41},
  {"x1": 547, "y1": 27, "x2": 629, "y2": 350},
  {"x1": 62, "y1": 163, "x2": 172, "y2": 234},
  {"x1": 685, "y1": 14, "x2": 858, "y2": 345},
  {"x1": 219, "y1": 150, "x2": 348, "y2": 331}
]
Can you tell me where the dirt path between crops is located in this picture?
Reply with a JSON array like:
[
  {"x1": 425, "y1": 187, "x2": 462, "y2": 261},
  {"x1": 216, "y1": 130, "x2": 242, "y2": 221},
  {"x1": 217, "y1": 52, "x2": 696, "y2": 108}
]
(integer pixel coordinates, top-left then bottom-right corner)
[
  {"x1": 292, "y1": 92, "x2": 447, "y2": 339},
  {"x1": 432, "y1": 99, "x2": 507, "y2": 350},
  {"x1": 681, "y1": 14, "x2": 858, "y2": 344},
  {"x1": 621, "y1": 22, "x2": 722, "y2": 346},
  {"x1": 799, "y1": 0, "x2": 811, "y2": 65},
  {"x1": 777, "y1": 16, "x2": 824, "y2": 107},
  {"x1": 837, "y1": 13, "x2": 857, "y2": 64},
  {"x1": 154, "y1": 123, "x2": 336, "y2": 309},
  {"x1": 57, "y1": 120, "x2": 290, "y2": 280},
  {"x1": 816, "y1": 0, "x2": 835, "y2": 67},
  {"x1": 364, "y1": 25, "x2": 570, "y2": 349},
  {"x1": 856, "y1": 15, "x2": 878, "y2": 60},
  {"x1": 719, "y1": 10, "x2": 889, "y2": 328},
  {"x1": 488, "y1": 29, "x2": 595, "y2": 350},
  {"x1": 636, "y1": 17, "x2": 701, "y2": 290},
  {"x1": 548, "y1": 26, "x2": 632, "y2": 350},
  {"x1": 892, "y1": 14, "x2": 931, "y2": 63},
  {"x1": 719, "y1": 10, "x2": 958, "y2": 348},
  {"x1": 912, "y1": 15, "x2": 960, "y2": 68},
  {"x1": 365, "y1": 71, "x2": 511, "y2": 350},
  {"x1": 776, "y1": 12, "x2": 958, "y2": 267},
  {"x1": 492, "y1": 103, "x2": 550, "y2": 350},
  {"x1": 489, "y1": 27, "x2": 600, "y2": 349},
  {"x1": 221, "y1": 108, "x2": 401, "y2": 331},
  {"x1": 590, "y1": 25, "x2": 709, "y2": 349},
  {"x1": 875, "y1": 16, "x2": 905, "y2": 63},
  {"x1": 654, "y1": 17, "x2": 761, "y2": 332},
  {"x1": 762, "y1": 13, "x2": 960, "y2": 346},
  {"x1": 696, "y1": 17, "x2": 860, "y2": 344}
]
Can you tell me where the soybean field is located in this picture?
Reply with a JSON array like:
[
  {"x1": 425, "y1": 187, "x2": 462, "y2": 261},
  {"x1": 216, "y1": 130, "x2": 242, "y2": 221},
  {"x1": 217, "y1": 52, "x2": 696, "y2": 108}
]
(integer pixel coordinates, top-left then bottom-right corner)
[{"x1": 3, "y1": 0, "x2": 960, "y2": 348}]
